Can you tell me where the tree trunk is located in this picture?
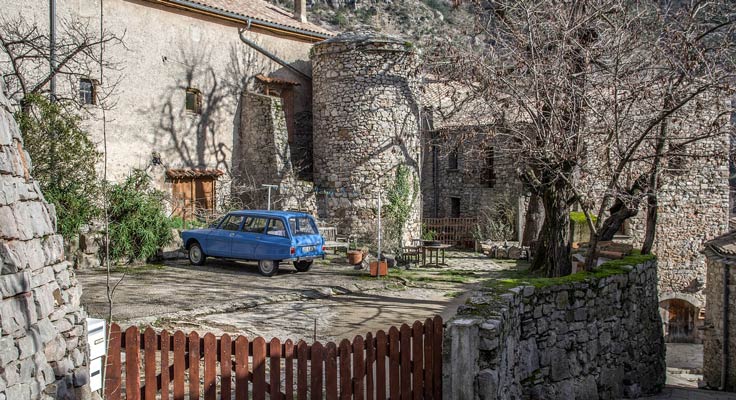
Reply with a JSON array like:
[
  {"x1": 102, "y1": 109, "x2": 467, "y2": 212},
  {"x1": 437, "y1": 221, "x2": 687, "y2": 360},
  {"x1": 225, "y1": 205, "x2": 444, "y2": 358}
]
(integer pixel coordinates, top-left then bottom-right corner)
[
  {"x1": 642, "y1": 94, "x2": 670, "y2": 254},
  {"x1": 598, "y1": 173, "x2": 649, "y2": 241},
  {"x1": 530, "y1": 185, "x2": 572, "y2": 277},
  {"x1": 641, "y1": 190, "x2": 658, "y2": 254},
  {"x1": 522, "y1": 193, "x2": 544, "y2": 247}
]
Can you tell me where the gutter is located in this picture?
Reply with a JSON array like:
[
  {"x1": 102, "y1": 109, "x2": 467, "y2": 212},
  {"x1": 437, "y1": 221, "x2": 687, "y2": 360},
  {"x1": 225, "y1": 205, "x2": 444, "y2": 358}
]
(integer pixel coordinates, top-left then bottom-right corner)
[
  {"x1": 238, "y1": 28, "x2": 312, "y2": 81},
  {"x1": 721, "y1": 262, "x2": 730, "y2": 391},
  {"x1": 150, "y1": 0, "x2": 331, "y2": 42}
]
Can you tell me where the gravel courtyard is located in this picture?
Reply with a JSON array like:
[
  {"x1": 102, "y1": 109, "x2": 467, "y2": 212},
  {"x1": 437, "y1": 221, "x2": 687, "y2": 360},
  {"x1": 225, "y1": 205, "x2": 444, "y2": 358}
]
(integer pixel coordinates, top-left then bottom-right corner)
[{"x1": 78, "y1": 251, "x2": 510, "y2": 342}]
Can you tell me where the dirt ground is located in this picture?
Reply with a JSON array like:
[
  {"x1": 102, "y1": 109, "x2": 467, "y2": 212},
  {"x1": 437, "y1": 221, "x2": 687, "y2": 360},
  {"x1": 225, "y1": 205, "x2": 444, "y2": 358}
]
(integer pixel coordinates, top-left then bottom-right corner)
[{"x1": 78, "y1": 251, "x2": 513, "y2": 342}]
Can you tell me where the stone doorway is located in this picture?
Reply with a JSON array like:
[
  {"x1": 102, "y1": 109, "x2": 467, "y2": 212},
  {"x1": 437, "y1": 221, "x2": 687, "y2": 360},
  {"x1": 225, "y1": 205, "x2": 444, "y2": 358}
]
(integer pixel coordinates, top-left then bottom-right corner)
[{"x1": 660, "y1": 298, "x2": 701, "y2": 343}]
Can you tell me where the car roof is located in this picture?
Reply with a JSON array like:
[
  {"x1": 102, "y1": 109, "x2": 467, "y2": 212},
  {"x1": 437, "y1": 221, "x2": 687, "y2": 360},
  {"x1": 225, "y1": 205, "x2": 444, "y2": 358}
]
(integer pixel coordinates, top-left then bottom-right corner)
[{"x1": 227, "y1": 210, "x2": 314, "y2": 219}]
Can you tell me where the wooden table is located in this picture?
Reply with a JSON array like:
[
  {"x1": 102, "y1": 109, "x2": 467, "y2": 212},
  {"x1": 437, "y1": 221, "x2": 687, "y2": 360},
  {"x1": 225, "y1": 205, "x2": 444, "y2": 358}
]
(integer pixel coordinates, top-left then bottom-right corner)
[{"x1": 422, "y1": 244, "x2": 452, "y2": 267}]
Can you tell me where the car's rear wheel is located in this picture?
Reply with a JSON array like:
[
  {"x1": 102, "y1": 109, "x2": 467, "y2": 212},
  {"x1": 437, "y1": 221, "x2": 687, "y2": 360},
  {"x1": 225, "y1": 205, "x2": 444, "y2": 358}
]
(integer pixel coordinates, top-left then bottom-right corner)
[
  {"x1": 258, "y1": 260, "x2": 279, "y2": 277},
  {"x1": 188, "y1": 242, "x2": 206, "y2": 266},
  {"x1": 294, "y1": 260, "x2": 313, "y2": 272}
]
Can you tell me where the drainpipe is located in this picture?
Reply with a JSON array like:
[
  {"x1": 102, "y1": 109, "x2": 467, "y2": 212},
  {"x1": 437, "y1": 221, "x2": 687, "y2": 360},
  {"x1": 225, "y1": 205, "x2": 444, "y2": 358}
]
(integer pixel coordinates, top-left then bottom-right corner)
[
  {"x1": 238, "y1": 26, "x2": 312, "y2": 82},
  {"x1": 49, "y1": 0, "x2": 57, "y2": 101},
  {"x1": 721, "y1": 261, "x2": 730, "y2": 391}
]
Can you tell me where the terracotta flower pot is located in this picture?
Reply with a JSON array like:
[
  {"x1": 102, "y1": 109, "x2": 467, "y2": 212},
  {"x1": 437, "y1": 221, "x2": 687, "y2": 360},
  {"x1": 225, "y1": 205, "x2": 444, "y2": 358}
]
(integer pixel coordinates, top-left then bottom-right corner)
[
  {"x1": 370, "y1": 261, "x2": 388, "y2": 277},
  {"x1": 347, "y1": 250, "x2": 363, "y2": 265}
]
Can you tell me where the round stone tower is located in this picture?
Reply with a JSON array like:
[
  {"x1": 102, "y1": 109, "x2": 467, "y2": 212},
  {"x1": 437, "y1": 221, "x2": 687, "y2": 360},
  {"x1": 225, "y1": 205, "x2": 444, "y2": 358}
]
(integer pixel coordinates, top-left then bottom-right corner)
[{"x1": 311, "y1": 31, "x2": 422, "y2": 245}]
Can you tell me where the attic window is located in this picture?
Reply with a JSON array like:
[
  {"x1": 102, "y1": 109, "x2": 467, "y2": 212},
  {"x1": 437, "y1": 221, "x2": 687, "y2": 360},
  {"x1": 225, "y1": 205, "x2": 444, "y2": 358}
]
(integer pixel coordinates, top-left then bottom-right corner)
[
  {"x1": 79, "y1": 78, "x2": 97, "y2": 105},
  {"x1": 186, "y1": 88, "x2": 203, "y2": 114}
]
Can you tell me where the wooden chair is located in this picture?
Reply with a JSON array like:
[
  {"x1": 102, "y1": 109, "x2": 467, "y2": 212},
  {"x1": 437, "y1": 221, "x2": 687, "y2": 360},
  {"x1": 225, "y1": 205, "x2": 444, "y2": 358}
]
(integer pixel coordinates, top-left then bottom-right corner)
[
  {"x1": 401, "y1": 239, "x2": 422, "y2": 264},
  {"x1": 320, "y1": 226, "x2": 349, "y2": 255}
]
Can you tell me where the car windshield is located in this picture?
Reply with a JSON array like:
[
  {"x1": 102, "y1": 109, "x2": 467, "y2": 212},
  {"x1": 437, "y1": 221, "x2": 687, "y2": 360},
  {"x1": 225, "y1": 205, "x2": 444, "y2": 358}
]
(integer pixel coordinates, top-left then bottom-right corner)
[
  {"x1": 209, "y1": 214, "x2": 226, "y2": 228},
  {"x1": 289, "y1": 217, "x2": 317, "y2": 235}
]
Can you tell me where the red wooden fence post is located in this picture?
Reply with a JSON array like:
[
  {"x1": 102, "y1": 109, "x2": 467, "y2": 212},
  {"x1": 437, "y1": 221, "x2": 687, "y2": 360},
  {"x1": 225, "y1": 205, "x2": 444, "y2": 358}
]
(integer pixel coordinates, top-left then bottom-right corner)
[
  {"x1": 297, "y1": 341, "x2": 308, "y2": 400},
  {"x1": 252, "y1": 337, "x2": 267, "y2": 400},
  {"x1": 388, "y1": 327, "x2": 400, "y2": 400},
  {"x1": 105, "y1": 323, "x2": 122, "y2": 400},
  {"x1": 353, "y1": 336, "x2": 365, "y2": 400},
  {"x1": 221, "y1": 334, "x2": 232, "y2": 400},
  {"x1": 189, "y1": 331, "x2": 201, "y2": 400},
  {"x1": 325, "y1": 342, "x2": 338, "y2": 400},
  {"x1": 235, "y1": 336, "x2": 249, "y2": 400},
  {"x1": 375, "y1": 330, "x2": 387, "y2": 400},
  {"x1": 284, "y1": 339, "x2": 295, "y2": 400},
  {"x1": 144, "y1": 328, "x2": 157, "y2": 400},
  {"x1": 161, "y1": 330, "x2": 170, "y2": 400},
  {"x1": 433, "y1": 316, "x2": 443, "y2": 400},
  {"x1": 338, "y1": 339, "x2": 352, "y2": 400},
  {"x1": 411, "y1": 321, "x2": 424, "y2": 400},
  {"x1": 400, "y1": 324, "x2": 411, "y2": 400},
  {"x1": 310, "y1": 342, "x2": 324, "y2": 400},
  {"x1": 270, "y1": 338, "x2": 282, "y2": 400},
  {"x1": 173, "y1": 331, "x2": 186, "y2": 400},
  {"x1": 204, "y1": 333, "x2": 217, "y2": 400},
  {"x1": 423, "y1": 319, "x2": 434, "y2": 399},
  {"x1": 125, "y1": 326, "x2": 141, "y2": 400},
  {"x1": 365, "y1": 332, "x2": 375, "y2": 400}
]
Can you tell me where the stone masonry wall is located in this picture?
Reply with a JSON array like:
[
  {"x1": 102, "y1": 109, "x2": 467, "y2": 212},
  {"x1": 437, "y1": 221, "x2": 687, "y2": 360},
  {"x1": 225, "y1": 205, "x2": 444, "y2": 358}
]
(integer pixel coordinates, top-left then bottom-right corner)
[
  {"x1": 311, "y1": 31, "x2": 422, "y2": 243},
  {"x1": 237, "y1": 91, "x2": 317, "y2": 213},
  {"x1": 703, "y1": 255, "x2": 736, "y2": 391},
  {"x1": 0, "y1": 85, "x2": 90, "y2": 398},
  {"x1": 444, "y1": 259, "x2": 665, "y2": 399}
]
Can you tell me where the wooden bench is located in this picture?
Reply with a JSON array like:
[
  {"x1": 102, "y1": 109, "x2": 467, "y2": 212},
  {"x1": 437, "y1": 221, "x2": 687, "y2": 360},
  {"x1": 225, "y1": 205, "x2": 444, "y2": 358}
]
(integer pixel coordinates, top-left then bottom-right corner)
[{"x1": 320, "y1": 227, "x2": 350, "y2": 255}]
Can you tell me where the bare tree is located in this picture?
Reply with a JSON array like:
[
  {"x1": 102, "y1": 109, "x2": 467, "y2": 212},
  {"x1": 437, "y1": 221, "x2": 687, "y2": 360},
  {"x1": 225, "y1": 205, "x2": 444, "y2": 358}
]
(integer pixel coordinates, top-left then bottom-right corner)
[
  {"x1": 0, "y1": 14, "x2": 124, "y2": 107},
  {"x1": 425, "y1": 0, "x2": 735, "y2": 276}
]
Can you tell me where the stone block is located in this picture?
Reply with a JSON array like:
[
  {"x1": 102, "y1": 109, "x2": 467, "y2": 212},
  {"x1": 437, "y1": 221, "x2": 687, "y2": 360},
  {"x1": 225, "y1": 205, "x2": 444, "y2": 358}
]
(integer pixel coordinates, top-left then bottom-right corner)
[
  {"x1": 0, "y1": 271, "x2": 31, "y2": 298},
  {"x1": 477, "y1": 369, "x2": 499, "y2": 399},
  {"x1": 31, "y1": 267, "x2": 55, "y2": 289},
  {"x1": 0, "y1": 293, "x2": 37, "y2": 336},
  {"x1": 0, "y1": 336, "x2": 18, "y2": 367},
  {"x1": 17, "y1": 333, "x2": 40, "y2": 359}
]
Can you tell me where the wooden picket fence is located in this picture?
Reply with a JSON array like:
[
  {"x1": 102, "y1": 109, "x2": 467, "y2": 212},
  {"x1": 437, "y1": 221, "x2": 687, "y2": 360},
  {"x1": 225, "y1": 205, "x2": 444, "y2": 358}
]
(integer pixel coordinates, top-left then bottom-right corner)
[
  {"x1": 422, "y1": 218, "x2": 477, "y2": 248},
  {"x1": 104, "y1": 316, "x2": 443, "y2": 400}
]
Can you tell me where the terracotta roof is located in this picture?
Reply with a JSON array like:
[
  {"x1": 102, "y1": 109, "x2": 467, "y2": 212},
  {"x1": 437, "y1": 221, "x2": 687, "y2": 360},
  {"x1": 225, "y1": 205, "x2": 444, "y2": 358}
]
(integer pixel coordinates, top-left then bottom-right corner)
[
  {"x1": 151, "y1": 0, "x2": 333, "y2": 38},
  {"x1": 166, "y1": 168, "x2": 225, "y2": 179},
  {"x1": 255, "y1": 73, "x2": 300, "y2": 86}
]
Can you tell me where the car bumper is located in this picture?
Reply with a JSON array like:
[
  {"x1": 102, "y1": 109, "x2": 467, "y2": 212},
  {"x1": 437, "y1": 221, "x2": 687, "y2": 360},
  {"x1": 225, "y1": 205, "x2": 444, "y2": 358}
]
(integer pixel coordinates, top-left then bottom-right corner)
[{"x1": 284, "y1": 254, "x2": 325, "y2": 262}]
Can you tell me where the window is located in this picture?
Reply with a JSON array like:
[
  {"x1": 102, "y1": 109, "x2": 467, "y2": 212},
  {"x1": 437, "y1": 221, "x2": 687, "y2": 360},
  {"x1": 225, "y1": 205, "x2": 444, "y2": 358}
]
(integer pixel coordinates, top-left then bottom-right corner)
[
  {"x1": 450, "y1": 197, "x2": 461, "y2": 218},
  {"x1": 483, "y1": 147, "x2": 496, "y2": 187},
  {"x1": 266, "y1": 219, "x2": 288, "y2": 237},
  {"x1": 220, "y1": 215, "x2": 244, "y2": 231},
  {"x1": 289, "y1": 217, "x2": 317, "y2": 235},
  {"x1": 242, "y1": 217, "x2": 268, "y2": 234},
  {"x1": 185, "y1": 88, "x2": 202, "y2": 114},
  {"x1": 79, "y1": 78, "x2": 96, "y2": 105},
  {"x1": 448, "y1": 147, "x2": 459, "y2": 170},
  {"x1": 668, "y1": 143, "x2": 687, "y2": 175}
]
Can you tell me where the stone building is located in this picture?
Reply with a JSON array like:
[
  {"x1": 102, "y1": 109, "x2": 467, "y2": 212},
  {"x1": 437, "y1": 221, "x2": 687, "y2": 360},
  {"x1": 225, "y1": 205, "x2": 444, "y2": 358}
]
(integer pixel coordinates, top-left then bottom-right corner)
[
  {"x1": 0, "y1": 83, "x2": 90, "y2": 398},
  {"x1": 3, "y1": 0, "x2": 331, "y2": 218},
  {"x1": 702, "y1": 233, "x2": 735, "y2": 391}
]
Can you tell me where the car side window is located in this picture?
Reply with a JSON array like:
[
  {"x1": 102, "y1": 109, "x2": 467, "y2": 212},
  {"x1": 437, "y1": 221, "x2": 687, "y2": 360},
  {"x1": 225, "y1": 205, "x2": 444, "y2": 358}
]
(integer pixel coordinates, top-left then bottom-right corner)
[
  {"x1": 220, "y1": 215, "x2": 244, "y2": 231},
  {"x1": 266, "y1": 219, "x2": 287, "y2": 237},
  {"x1": 242, "y1": 217, "x2": 268, "y2": 234}
]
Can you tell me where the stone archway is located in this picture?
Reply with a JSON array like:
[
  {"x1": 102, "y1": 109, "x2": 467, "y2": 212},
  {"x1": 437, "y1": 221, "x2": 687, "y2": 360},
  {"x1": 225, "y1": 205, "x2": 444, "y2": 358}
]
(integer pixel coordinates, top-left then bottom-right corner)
[{"x1": 659, "y1": 294, "x2": 703, "y2": 343}]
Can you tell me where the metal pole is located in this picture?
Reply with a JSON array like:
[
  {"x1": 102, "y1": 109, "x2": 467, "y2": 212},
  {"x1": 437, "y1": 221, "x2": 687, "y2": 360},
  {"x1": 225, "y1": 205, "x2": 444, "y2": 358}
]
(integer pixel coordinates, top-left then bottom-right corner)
[
  {"x1": 377, "y1": 193, "x2": 382, "y2": 266},
  {"x1": 49, "y1": 0, "x2": 57, "y2": 102},
  {"x1": 262, "y1": 184, "x2": 278, "y2": 210}
]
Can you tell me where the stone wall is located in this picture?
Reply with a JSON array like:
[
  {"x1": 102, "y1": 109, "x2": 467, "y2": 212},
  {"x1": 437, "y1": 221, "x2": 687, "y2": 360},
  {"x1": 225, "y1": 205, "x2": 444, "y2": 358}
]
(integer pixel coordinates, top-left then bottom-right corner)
[
  {"x1": 444, "y1": 259, "x2": 665, "y2": 399},
  {"x1": 703, "y1": 252, "x2": 736, "y2": 391},
  {"x1": 0, "y1": 85, "x2": 90, "y2": 398},
  {"x1": 311, "y1": 31, "x2": 422, "y2": 243},
  {"x1": 237, "y1": 91, "x2": 317, "y2": 213}
]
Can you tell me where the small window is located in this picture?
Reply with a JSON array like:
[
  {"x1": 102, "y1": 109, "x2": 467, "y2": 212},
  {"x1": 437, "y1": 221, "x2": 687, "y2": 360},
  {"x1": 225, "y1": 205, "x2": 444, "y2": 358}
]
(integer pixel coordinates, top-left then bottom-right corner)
[
  {"x1": 266, "y1": 219, "x2": 288, "y2": 237},
  {"x1": 289, "y1": 217, "x2": 317, "y2": 235},
  {"x1": 668, "y1": 143, "x2": 687, "y2": 175},
  {"x1": 242, "y1": 217, "x2": 268, "y2": 234},
  {"x1": 483, "y1": 147, "x2": 496, "y2": 187},
  {"x1": 221, "y1": 215, "x2": 244, "y2": 231},
  {"x1": 79, "y1": 78, "x2": 96, "y2": 105},
  {"x1": 450, "y1": 197, "x2": 461, "y2": 218},
  {"x1": 448, "y1": 147, "x2": 459, "y2": 170},
  {"x1": 186, "y1": 88, "x2": 202, "y2": 114}
]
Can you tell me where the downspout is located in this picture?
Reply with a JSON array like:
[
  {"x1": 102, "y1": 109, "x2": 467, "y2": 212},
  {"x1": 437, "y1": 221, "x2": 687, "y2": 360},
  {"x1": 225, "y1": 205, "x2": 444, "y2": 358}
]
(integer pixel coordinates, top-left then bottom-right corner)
[
  {"x1": 721, "y1": 261, "x2": 730, "y2": 391},
  {"x1": 238, "y1": 25, "x2": 312, "y2": 82},
  {"x1": 49, "y1": 0, "x2": 56, "y2": 101}
]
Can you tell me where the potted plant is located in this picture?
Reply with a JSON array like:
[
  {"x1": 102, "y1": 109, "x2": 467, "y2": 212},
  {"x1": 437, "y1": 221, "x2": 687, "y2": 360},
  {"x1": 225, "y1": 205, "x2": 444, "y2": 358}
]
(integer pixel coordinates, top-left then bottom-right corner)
[
  {"x1": 422, "y1": 229, "x2": 440, "y2": 247},
  {"x1": 370, "y1": 258, "x2": 388, "y2": 276}
]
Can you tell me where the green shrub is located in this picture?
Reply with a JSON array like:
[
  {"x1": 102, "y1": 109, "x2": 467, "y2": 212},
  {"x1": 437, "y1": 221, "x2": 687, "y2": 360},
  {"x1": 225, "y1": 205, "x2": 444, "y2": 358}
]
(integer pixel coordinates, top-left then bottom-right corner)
[
  {"x1": 15, "y1": 94, "x2": 102, "y2": 238},
  {"x1": 106, "y1": 170, "x2": 173, "y2": 262},
  {"x1": 383, "y1": 165, "x2": 417, "y2": 253}
]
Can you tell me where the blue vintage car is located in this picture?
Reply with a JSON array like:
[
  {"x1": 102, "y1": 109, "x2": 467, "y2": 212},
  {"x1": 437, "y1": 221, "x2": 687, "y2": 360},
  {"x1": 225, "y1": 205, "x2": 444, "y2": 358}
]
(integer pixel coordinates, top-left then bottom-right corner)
[{"x1": 180, "y1": 210, "x2": 325, "y2": 276}]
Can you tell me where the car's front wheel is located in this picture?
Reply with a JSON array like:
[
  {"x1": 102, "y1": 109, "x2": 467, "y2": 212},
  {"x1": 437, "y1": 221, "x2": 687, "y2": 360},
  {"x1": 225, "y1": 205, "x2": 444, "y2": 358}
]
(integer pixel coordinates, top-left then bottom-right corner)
[
  {"x1": 188, "y1": 242, "x2": 206, "y2": 266},
  {"x1": 293, "y1": 260, "x2": 313, "y2": 272},
  {"x1": 258, "y1": 260, "x2": 279, "y2": 277}
]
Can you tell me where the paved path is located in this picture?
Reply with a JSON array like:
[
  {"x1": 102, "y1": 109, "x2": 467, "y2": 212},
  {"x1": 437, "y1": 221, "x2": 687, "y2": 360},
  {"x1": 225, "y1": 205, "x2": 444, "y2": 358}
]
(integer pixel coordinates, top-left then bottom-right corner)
[{"x1": 643, "y1": 387, "x2": 736, "y2": 399}]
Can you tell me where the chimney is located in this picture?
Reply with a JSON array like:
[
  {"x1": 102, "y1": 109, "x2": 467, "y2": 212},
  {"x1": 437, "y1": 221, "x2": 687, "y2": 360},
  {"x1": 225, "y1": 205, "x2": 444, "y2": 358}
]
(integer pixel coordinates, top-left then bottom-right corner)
[{"x1": 294, "y1": 0, "x2": 307, "y2": 23}]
